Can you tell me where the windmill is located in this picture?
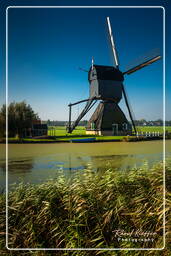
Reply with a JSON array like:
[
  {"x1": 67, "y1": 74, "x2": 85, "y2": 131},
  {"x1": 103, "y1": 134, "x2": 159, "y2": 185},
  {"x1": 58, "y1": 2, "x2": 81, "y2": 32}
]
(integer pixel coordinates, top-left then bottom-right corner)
[{"x1": 67, "y1": 17, "x2": 161, "y2": 136}]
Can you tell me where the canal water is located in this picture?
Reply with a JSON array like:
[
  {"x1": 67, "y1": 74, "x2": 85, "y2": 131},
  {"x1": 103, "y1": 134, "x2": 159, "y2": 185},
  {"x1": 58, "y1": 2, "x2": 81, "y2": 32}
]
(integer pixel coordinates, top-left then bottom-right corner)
[{"x1": 0, "y1": 140, "x2": 170, "y2": 190}]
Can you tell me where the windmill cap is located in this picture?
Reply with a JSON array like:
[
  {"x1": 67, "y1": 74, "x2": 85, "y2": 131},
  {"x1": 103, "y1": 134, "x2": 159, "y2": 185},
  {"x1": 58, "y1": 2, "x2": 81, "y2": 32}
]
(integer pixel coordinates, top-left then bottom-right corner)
[{"x1": 88, "y1": 65, "x2": 124, "y2": 82}]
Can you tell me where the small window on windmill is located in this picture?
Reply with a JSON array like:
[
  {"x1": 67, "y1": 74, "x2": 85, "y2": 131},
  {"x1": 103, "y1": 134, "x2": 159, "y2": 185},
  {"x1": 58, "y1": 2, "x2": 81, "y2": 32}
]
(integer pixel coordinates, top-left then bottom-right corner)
[
  {"x1": 112, "y1": 124, "x2": 118, "y2": 135},
  {"x1": 91, "y1": 122, "x2": 95, "y2": 130},
  {"x1": 122, "y1": 123, "x2": 128, "y2": 131}
]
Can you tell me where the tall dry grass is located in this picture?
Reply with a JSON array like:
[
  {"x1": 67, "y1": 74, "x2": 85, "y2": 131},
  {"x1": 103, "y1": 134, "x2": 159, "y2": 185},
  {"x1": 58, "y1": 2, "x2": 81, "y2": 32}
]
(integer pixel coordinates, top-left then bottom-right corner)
[{"x1": 0, "y1": 160, "x2": 171, "y2": 256}]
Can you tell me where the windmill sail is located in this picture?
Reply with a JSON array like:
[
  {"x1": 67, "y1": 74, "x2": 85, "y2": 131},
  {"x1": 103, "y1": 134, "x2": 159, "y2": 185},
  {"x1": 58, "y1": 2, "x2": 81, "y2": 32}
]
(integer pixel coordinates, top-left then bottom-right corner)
[
  {"x1": 123, "y1": 48, "x2": 161, "y2": 75},
  {"x1": 106, "y1": 17, "x2": 119, "y2": 68}
]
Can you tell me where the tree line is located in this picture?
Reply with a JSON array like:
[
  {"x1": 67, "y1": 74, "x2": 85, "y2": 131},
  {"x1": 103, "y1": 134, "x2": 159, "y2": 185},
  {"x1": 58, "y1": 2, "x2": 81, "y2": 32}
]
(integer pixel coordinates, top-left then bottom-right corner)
[
  {"x1": 46, "y1": 119, "x2": 169, "y2": 127},
  {"x1": 46, "y1": 120, "x2": 88, "y2": 127},
  {"x1": 0, "y1": 101, "x2": 39, "y2": 138},
  {"x1": 0, "y1": 101, "x2": 170, "y2": 138}
]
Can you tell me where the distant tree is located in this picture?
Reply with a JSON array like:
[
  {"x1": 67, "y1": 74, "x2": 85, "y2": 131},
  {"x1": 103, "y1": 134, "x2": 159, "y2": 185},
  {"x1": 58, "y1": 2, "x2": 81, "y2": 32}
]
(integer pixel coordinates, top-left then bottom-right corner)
[
  {"x1": 0, "y1": 101, "x2": 40, "y2": 138},
  {"x1": 166, "y1": 120, "x2": 171, "y2": 126},
  {"x1": 47, "y1": 119, "x2": 51, "y2": 126},
  {"x1": 155, "y1": 119, "x2": 163, "y2": 126},
  {"x1": 139, "y1": 119, "x2": 147, "y2": 126},
  {"x1": 79, "y1": 120, "x2": 88, "y2": 126},
  {"x1": 0, "y1": 104, "x2": 5, "y2": 137}
]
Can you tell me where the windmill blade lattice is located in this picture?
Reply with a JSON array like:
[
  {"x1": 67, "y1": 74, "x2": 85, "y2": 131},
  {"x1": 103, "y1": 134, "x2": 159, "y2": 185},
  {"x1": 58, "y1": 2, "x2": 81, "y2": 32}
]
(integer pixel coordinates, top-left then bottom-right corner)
[
  {"x1": 124, "y1": 48, "x2": 161, "y2": 75},
  {"x1": 106, "y1": 17, "x2": 119, "y2": 69}
]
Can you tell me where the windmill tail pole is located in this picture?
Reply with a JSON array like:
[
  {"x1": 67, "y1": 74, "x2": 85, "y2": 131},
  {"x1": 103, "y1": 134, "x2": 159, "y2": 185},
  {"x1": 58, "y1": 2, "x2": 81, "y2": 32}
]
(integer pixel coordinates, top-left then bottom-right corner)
[
  {"x1": 122, "y1": 84, "x2": 137, "y2": 134},
  {"x1": 67, "y1": 98, "x2": 91, "y2": 133},
  {"x1": 67, "y1": 98, "x2": 96, "y2": 133},
  {"x1": 68, "y1": 104, "x2": 72, "y2": 133}
]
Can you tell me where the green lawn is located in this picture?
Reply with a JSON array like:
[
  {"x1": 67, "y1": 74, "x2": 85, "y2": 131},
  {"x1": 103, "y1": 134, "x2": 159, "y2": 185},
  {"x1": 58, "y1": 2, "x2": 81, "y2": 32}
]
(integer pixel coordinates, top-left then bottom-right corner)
[
  {"x1": 48, "y1": 125, "x2": 170, "y2": 137},
  {"x1": 48, "y1": 126, "x2": 86, "y2": 136},
  {"x1": 48, "y1": 126, "x2": 128, "y2": 141},
  {"x1": 4, "y1": 126, "x2": 169, "y2": 143},
  {"x1": 45, "y1": 125, "x2": 169, "y2": 142},
  {"x1": 137, "y1": 126, "x2": 171, "y2": 133}
]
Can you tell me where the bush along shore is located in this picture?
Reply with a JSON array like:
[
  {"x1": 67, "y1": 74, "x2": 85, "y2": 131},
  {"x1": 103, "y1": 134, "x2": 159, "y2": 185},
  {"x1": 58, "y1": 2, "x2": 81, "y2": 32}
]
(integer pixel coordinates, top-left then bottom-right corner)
[{"x1": 0, "y1": 160, "x2": 171, "y2": 255}]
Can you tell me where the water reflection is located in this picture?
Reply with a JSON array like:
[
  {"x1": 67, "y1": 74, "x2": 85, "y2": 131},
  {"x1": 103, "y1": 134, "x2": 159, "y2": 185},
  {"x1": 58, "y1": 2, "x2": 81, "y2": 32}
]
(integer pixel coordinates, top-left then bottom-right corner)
[
  {"x1": 0, "y1": 140, "x2": 169, "y2": 190},
  {"x1": 0, "y1": 158, "x2": 34, "y2": 191},
  {"x1": 0, "y1": 159, "x2": 33, "y2": 173},
  {"x1": 1, "y1": 152, "x2": 163, "y2": 189}
]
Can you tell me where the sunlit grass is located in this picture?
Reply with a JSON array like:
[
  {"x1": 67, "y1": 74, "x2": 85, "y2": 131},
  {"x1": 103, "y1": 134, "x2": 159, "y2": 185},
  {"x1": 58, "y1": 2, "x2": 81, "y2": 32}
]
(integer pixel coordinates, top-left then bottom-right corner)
[
  {"x1": 47, "y1": 126, "x2": 171, "y2": 137},
  {"x1": 48, "y1": 126, "x2": 86, "y2": 136},
  {"x1": 137, "y1": 126, "x2": 171, "y2": 133},
  {"x1": 3, "y1": 126, "x2": 170, "y2": 143}
]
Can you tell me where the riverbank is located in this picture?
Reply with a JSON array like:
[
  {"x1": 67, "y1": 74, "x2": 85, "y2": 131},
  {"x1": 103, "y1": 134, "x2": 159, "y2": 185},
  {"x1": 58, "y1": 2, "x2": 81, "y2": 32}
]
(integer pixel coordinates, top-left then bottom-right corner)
[
  {"x1": 0, "y1": 160, "x2": 170, "y2": 253},
  {"x1": 1, "y1": 125, "x2": 170, "y2": 143},
  {"x1": 0, "y1": 135, "x2": 166, "y2": 143}
]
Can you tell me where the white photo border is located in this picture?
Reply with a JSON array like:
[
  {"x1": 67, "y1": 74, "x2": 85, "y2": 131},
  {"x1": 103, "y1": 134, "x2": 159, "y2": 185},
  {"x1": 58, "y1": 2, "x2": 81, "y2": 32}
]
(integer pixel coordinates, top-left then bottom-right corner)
[{"x1": 5, "y1": 5, "x2": 166, "y2": 251}]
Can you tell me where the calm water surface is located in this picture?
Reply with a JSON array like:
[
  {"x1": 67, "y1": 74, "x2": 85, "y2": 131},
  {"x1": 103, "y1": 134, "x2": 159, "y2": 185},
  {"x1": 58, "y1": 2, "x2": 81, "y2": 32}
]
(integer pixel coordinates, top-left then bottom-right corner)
[{"x1": 0, "y1": 140, "x2": 170, "y2": 189}]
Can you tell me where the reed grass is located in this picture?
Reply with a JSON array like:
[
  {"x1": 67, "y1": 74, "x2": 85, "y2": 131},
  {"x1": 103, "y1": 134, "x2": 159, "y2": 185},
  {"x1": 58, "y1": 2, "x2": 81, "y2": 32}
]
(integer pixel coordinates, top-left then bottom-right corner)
[{"x1": 0, "y1": 160, "x2": 171, "y2": 255}]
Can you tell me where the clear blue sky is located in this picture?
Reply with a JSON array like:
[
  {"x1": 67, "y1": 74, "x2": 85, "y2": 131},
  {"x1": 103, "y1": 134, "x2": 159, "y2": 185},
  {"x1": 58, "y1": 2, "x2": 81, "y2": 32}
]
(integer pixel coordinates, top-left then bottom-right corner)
[{"x1": 0, "y1": 0, "x2": 170, "y2": 121}]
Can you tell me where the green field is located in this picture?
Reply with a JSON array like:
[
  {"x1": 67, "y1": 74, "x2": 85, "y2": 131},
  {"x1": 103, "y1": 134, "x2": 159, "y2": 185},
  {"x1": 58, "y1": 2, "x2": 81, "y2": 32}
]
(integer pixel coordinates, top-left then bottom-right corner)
[
  {"x1": 48, "y1": 126, "x2": 86, "y2": 136},
  {"x1": 48, "y1": 126, "x2": 171, "y2": 137},
  {"x1": 137, "y1": 126, "x2": 171, "y2": 133},
  {"x1": 4, "y1": 126, "x2": 170, "y2": 143}
]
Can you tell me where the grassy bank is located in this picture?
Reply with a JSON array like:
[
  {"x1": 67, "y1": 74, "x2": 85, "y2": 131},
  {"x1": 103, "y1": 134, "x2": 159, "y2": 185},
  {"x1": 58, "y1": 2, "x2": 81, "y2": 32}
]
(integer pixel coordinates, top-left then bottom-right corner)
[
  {"x1": 137, "y1": 126, "x2": 171, "y2": 133},
  {"x1": 48, "y1": 126, "x2": 86, "y2": 136},
  {"x1": 47, "y1": 126, "x2": 171, "y2": 137},
  {"x1": 0, "y1": 126, "x2": 170, "y2": 143},
  {"x1": 0, "y1": 160, "x2": 171, "y2": 255},
  {"x1": 2, "y1": 135, "x2": 165, "y2": 143}
]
